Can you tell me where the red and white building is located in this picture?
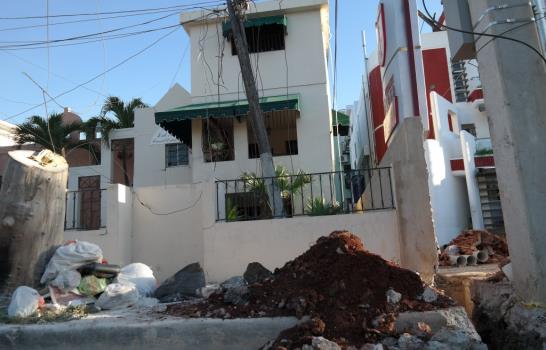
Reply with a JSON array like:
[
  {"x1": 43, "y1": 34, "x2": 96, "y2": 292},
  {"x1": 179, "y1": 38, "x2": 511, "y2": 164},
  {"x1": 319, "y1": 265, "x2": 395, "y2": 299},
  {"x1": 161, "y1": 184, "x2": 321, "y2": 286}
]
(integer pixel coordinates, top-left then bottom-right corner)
[{"x1": 350, "y1": 0, "x2": 503, "y2": 246}]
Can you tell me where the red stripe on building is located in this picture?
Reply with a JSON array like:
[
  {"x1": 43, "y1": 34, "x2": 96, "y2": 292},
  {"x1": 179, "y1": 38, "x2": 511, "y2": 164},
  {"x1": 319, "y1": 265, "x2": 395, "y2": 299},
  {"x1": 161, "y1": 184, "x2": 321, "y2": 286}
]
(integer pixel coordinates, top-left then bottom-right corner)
[
  {"x1": 468, "y1": 89, "x2": 484, "y2": 102},
  {"x1": 369, "y1": 66, "x2": 387, "y2": 164},
  {"x1": 475, "y1": 156, "x2": 495, "y2": 167},
  {"x1": 422, "y1": 48, "x2": 453, "y2": 139},
  {"x1": 450, "y1": 159, "x2": 465, "y2": 171}
]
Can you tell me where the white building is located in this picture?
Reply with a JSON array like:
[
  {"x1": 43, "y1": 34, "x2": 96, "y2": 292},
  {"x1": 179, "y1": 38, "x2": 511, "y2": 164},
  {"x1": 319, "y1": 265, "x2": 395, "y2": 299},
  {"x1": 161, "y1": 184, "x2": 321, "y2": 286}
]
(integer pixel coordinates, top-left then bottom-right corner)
[
  {"x1": 0, "y1": 120, "x2": 16, "y2": 147},
  {"x1": 62, "y1": 0, "x2": 438, "y2": 285}
]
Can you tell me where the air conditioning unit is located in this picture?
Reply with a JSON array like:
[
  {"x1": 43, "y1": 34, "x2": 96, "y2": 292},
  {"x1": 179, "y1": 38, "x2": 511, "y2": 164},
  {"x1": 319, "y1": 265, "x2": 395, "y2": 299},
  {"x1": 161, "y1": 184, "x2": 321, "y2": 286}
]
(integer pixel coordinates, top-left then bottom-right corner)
[{"x1": 340, "y1": 154, "x2": 350, "y2": 164}]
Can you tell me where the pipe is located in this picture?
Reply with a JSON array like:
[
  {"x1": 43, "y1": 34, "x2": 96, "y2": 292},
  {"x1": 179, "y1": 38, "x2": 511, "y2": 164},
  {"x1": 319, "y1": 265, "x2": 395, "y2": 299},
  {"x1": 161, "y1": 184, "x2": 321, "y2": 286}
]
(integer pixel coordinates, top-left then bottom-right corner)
[
  {"x1": 465, "y1": 255, "x2": 478, "y2": 266},
  {"x1": 473, "y1": 249, "x2": 489, "y2": 263},
  {"x1": 449, "y1": 254, "x2": 467, "y2": 267}
]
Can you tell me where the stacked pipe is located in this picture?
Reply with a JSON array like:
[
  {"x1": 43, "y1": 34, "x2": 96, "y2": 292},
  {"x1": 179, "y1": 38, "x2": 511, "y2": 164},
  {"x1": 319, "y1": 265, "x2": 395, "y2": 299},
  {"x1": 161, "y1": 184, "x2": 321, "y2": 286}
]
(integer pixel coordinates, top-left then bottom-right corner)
[{"x1": 445, "y1": 245, "x2": 489, "y2": 267}]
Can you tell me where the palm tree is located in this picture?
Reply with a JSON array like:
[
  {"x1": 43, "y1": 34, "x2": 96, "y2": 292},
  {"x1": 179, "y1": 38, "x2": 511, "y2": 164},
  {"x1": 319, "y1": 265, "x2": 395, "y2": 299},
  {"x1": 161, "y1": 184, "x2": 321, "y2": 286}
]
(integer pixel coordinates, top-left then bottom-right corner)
[
  {"x1": 86, "y1": 96, "x2": 148, "y2": 186},
  {"x1": 14, "y1": 113, "x2": 86, "y2": 158}
]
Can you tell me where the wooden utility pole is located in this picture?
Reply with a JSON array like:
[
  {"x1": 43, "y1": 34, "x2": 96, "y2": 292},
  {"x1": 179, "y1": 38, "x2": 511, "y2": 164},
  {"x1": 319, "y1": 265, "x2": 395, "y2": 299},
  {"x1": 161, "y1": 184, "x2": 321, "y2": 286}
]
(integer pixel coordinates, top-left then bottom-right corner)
[
  {"x1": 0, "y1": 150, "x2": 68, "y2": 293},
  {"x1": 226, "y1": 0, "x2": 284, "y2": 217}
]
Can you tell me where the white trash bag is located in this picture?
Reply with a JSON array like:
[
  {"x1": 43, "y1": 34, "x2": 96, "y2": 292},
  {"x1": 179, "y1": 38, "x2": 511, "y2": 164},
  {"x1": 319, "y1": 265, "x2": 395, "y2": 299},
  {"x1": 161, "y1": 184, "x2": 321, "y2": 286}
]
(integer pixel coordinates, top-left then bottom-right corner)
[
  {"x1": 41, "y1": 241, "x2": 103, "y2": 284},
  {"x1": 96, "y1": 282, "x2": 139, "y2": 310},
  {"x1": 50, "y1": 270, "x2": 82, "y2": 292},
  {"x1": 8, "y1": 286, "x2": 43, "y2": 318},
  {"x1": 116, "y1": 263, "x2": 157, "y2": 297}
]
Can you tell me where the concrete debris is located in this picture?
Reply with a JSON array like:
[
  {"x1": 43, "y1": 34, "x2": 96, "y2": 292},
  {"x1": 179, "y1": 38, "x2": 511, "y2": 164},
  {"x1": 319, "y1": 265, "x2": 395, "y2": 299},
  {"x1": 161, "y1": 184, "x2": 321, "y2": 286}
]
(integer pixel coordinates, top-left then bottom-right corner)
[
  {"x1": 198, "y1": 284, "x2": 221, "y2": 299},
  {"x1": 301, "y1": 336, "x2": 341, "y2": 350},
  {"x1": 223, "y1": 285, "x2": 249, "y2": 305},
  {"x1": 386, "y1": 288, "x2": 402, "y2": 304},
  {"x1": 397, "y1": 333, "x2": 424, "y2": 350},
  {"x1": 243, "y1": 262, "x2": 272, "y2": 284},
  {"x1": 153, "y1": 262, "x2": 205, "y2": 302},
  {"x1": 221, "y1": 276, "x2": 247, "y2": 290},
  {"x1": 472, "y1": 280, "x2": 546, "y2": 349},
  {"x1": 420, "y1": 287, "x2": 438, "y2": 303}
]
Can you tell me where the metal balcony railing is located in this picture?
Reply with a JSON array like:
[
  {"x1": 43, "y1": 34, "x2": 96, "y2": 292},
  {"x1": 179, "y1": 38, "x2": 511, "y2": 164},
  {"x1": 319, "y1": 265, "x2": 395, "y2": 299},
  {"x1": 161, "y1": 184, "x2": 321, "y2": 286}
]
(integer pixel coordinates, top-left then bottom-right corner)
[
  {"x1": 475, "y1": 138, "x2": 493, "y2": 156},
  {"x1": 215, "y1": 167, "x2": 395, "y2": 222},
  {"x1": 65, "y1": 188, "x2": 107, "y2": 231}
]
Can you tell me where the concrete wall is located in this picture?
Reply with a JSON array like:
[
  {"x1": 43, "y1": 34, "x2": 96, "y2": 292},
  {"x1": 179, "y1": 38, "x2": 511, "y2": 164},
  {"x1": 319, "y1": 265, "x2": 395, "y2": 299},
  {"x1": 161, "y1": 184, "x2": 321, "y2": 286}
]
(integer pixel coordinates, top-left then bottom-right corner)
[
  {"x1": 131, "y1": 184, "x2": 207, "y2": 282},
  {"x1": 65, "y1": 184, "x2": 132, "y2": 266},
  {"x1": 425, "y1": 93, "x2": 471, "y2": 245},
  {"x1": 203, "y1": 210, "x2": 400, "y2": 283},
  {"x1": 379, "y1": 117, "x2": 437, "y2": 283}
]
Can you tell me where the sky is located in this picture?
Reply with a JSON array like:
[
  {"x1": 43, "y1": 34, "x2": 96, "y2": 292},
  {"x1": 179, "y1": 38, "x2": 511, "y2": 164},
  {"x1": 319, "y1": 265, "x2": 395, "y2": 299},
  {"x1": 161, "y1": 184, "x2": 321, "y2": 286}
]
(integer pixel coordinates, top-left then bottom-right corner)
[{"x1": 0, "y1": 0, "x2": 443, "y2": 124}]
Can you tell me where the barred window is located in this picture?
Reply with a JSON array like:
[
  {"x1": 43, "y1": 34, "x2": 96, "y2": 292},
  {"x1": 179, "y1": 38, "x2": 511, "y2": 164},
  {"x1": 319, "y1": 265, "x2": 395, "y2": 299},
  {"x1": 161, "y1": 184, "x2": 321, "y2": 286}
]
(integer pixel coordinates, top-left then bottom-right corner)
[
  {"x1": 165, "y1": 143, "x2": 189, "y2": 167},
  {"x1": 231, "y1": 24, "x2": 286, "y2": 55}
]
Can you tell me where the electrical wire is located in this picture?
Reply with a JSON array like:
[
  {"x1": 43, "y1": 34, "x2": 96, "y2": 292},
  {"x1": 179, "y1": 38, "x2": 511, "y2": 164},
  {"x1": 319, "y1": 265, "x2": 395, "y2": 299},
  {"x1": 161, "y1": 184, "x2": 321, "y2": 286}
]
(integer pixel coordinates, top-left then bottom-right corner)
[
  {"x1": 0, "y1": 12, "x2": 181, "y2": 49},
  {"x1": 0, "y1": 3, "x2": 223, "y2": 33},
  {"x1": 421, "y1": 0, "x2": 546, "y2": 65},
  {"x1": 4, "y1": 25, "x2": 182, "y2": 121},
  {"x1": 0, "y1": 1, "x2": 224, "y2": 20}
]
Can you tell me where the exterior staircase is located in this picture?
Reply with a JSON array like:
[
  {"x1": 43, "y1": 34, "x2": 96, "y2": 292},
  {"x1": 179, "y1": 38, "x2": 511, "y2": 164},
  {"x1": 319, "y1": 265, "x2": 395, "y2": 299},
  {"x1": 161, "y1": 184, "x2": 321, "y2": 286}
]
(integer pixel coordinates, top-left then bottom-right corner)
[{"x1": 477, "y1": 168, "x2": 505, "y2": 233}]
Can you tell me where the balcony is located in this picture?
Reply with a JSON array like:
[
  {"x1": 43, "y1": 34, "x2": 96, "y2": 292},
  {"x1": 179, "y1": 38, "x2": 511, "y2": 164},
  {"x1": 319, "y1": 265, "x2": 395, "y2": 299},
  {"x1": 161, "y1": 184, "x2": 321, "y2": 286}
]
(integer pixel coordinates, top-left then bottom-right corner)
[
  {"x1": 215, "y1": 167, "x2": 394, "y2": 222},
  {"x1": 65, "y1": 188, "x2": 107, "y2": 231}
]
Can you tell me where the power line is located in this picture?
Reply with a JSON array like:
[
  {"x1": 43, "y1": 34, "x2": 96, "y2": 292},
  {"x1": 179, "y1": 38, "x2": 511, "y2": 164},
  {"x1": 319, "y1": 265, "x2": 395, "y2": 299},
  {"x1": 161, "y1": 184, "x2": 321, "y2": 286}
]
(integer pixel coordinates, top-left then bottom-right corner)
[
  {"x1": 0, "y1": 1, "x2": 224, "y2": 20},
  {"x1": 0, "y1": 12, "x2": 181, "y2": 49},
  {"x1": 4, "y1": 27, "x2": 181, "y2": 121},
  {"x1": 0, "y1": 24, "x2": 181, "y2": 51},
  {"x1": 421, "y1": 0, "x2": 546, "y2": 65},
  {"x1": 4, "y1": 12, "x2": 219, "y2": 122},
  {"x1": 0, "y1": 3, "x2": 223, "y2": 33}
]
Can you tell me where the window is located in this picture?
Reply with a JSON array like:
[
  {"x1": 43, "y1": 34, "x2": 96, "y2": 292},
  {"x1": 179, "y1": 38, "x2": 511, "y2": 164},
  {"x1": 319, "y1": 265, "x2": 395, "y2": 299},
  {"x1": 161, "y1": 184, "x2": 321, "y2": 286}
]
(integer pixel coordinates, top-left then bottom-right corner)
[
  {"x1": 79, "y1": 132, "x2": 87, "y2": 141},
  {"x1": 247, "y1": 111, "x2": 298, "y2": 159},
  {"x1": 230, "y1": 24, "x2": 286, "y2": 55},
  {"x1": 461, "y1": 123, "x2": 477, "y2": 137},
  {"x1": 165, "y1": 143, "x2": 189, "y2": 167},
  {"x1": 203, "y1": 119, "x2": 235, "y2": 162}
]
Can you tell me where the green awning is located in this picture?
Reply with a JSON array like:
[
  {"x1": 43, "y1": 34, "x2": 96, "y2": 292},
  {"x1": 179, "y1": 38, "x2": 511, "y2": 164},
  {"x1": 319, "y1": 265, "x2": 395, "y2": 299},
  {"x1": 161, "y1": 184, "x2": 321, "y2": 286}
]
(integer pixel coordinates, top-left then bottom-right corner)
[
  {"x1": 332, "y1": 109, "x2": 350, "y2": 126},
  {"x1": 155, "y1": 94, "x2": 300, "y2": 145},
  {"x1": 222, "y1": 15, "x2": 287, "y2": 37},
  {"x1": 155, "y1": 94, "x2": 300, "y2": 123}
]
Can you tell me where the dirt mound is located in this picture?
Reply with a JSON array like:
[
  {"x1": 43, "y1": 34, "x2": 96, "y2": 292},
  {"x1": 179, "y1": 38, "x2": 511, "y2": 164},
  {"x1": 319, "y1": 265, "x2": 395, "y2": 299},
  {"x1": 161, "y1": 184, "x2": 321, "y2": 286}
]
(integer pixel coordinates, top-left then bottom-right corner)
[
  {"x1": 167, "y1": 231, "x2": 452, "y2": 348},
  {"x1": 439, "y1": 230, "x2": 509, "y2": 266}
]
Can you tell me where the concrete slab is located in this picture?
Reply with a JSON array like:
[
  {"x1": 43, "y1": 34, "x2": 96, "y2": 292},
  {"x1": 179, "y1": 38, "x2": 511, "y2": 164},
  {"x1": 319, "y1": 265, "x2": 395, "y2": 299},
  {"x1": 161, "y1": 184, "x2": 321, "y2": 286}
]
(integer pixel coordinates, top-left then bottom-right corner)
[{"x1": 0, "y1": 308, "x2": 300, "y2": 350}]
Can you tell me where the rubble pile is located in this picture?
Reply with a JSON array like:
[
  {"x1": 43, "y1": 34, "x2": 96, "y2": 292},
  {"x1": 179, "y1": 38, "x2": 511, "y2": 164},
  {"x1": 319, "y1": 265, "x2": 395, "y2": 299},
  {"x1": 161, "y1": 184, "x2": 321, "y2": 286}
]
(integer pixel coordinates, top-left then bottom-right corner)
[
  {"x1": 167, "y1": 231, "x2": 456, "y2": 349},
  {"x1": 439, "y1": 230, "x2": 509, "y2": 267}
]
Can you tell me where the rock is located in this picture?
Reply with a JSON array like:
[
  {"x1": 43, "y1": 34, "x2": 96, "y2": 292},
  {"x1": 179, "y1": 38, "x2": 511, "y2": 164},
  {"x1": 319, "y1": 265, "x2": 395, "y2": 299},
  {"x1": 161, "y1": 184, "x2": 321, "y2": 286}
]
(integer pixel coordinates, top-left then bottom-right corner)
[
  {"x1": 423, "y1": 341, "x2": 450, "y2": 350},
  {"x1": 361, "y1": 344, "x2": 385, "y2": 350},
  {"x1": 153, "y1": 263, "x2": 205, "y2": 301},
  {"x1": 381, "y1": 337, "x2": 398, "y2": 347},
  {"x1": 244, "y1": 262, "x2": 272, "y2": 284},
  {"x1": 198, "y1": 284, "x2": 221, "y2": 298},
  {"x1": 221, "y1": 276, "x2": 247, "y2": 290},
  {"x1": 395, "y1": 307, "x2": 481, "y2": 339},
  {"x1": 310, "y1": 336, "x2": 341, "y2": 350},
  {"x1": 223, "y1": 285, "x2": 249, "y2": 305},
  {"x1": 397, "y1": 333, "x2": 424, "y2": 350},
  {"x1": 421, "y1": 287, "x2": 438, "y2": 303},
  {"x1": 430, "y1": 328, "x2": 482, "y2": 350},
  {"x1": 386, "y1": 288, "x2": 402, "y2": 304}
]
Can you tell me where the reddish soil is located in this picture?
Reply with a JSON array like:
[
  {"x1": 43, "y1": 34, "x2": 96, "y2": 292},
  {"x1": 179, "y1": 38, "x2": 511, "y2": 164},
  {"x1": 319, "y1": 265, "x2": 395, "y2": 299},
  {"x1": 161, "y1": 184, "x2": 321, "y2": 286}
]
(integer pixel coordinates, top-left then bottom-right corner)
[
  {"x1": 167, "y1": 231, "x2": 452, "y2": 349},
  {"x1": 439, "y1": 230, "x2": 509, "y2": 266}
]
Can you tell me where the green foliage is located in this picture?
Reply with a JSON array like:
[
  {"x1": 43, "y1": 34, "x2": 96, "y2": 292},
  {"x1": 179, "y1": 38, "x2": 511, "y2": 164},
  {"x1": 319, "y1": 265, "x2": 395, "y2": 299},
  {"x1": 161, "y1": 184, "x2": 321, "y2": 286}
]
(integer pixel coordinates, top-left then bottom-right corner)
[
  {"x1": 14, "y1": 113, "x2": 87, "y2": 157},
  {"x1": 85, "y1": 96, "x2": 148, "y2": 146},
  {"x1": 306, "y1": 198, "x2": 342, "y2": 216},
  {"x1": 475, "y1": 148, "x2": 494, "y2": 156},
  {"x1": 240, "y1": 165, "x2": 311, "y2": 198},
  {"x1": 226, "y1": 198, "x2": 238, "y2": 222}
]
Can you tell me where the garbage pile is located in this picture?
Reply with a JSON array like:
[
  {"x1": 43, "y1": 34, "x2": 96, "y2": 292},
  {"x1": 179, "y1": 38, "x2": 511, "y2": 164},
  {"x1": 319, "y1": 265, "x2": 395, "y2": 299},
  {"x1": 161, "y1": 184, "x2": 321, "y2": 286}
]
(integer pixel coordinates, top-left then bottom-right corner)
[
  {"x1": 167, "y1": 231, "x2": 466, "y2": 349},
  {"x1": 439, "y1": 230, "x2": 509, "y2": 267},
  {"x1": 5, "y1": 240, "x2": 158, "y2": 321}
]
